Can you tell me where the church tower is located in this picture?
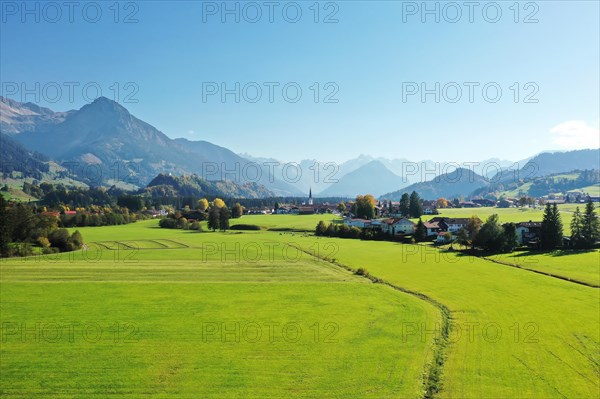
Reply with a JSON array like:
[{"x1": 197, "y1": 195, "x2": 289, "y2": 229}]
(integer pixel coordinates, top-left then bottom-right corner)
[{"x1": 308, "y1": 188, "x2": 313, "y2": 206}]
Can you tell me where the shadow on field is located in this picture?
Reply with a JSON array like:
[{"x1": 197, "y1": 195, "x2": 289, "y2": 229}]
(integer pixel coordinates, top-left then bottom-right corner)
[{"x1": 511, "y1": 249, "x2": 598, "y2": 258}]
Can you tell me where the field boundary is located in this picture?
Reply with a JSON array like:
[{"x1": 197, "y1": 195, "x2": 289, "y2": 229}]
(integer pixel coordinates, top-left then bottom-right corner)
[
  {"x1": 290, "y1": 244, "x2": 452, "y2": 399},
  {"x1": 415, "y1": 243, "x2": 600, "y2": 289},
  {"x1": 480, "y1": 256, "x2": 600, "y2": 288}
]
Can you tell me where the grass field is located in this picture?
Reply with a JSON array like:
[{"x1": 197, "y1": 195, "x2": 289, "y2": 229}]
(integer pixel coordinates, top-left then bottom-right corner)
[
  {"x1": 488, "y1": 250, "x2": 600, "y2": 287},
  {"x1": 287, "y1": 234, "x2": 600, "y2": 399},
  {"x1": 1, "y1": 217, "x2": 599, "y2": 398},
  {"x1": 230, "y1": 214, "x2": 340, "y2": 231},
  {"x1": 0, "y1": 220, "x2": 439, "y2": 398}
]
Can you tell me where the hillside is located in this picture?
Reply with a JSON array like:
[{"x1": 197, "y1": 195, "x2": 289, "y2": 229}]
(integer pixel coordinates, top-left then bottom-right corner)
[
  {"x1": 501, "y1": 149, "x2": 599, "y2": 180},
  {"x1": 473, "y1": 169, "x2": 600, "y2": 198},
  {"x1": 380, "y1": 168, "x2": 489, "y2": 200},
  {"x1": 0, "y1": 132, "x2": 50, "y2": 180},
  {"x1": 142, "y1": 173, "x2": 274, "y2": 199}
]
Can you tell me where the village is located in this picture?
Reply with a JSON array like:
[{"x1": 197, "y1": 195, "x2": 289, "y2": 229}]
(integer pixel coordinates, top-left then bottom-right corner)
[{"x1": 262, "y1": 189, "x2": 600, "y2": 247}]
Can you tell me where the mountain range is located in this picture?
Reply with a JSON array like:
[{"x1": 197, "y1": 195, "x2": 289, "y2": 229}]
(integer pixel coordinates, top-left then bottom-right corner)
[
  {"x1": 3, "y1": 96, "x2": 300, "y2": 195},
  {"x1": 2, "y1": 96, "x2": 599, "y2": 200}
]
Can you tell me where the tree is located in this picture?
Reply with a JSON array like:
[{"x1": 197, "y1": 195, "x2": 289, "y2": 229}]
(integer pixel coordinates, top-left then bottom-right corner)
[
  {"x1": 11, "y1": 203, "x2": 35, "y2": 242},
  {"x1": 474, "y1": 214, "x2": 504, "y2": 252},
  {"x1": 581, "y1": 199, "x2": 600, "y2": 247},
  {"x1": 456, "y1": 228, "x2": 470, "y2": 249},
  {"x1": 414, "y1": 218, "x2": 427, "y2": 242},
  {"x1": 409, "y1": 191, "x2": 423, "y2": 218},
  {"x1": 207, "y1": 206, "x2": 220, "y2": 231},
  {"x1": 519, "y1": 197, "x2": 528, "y2": 207},
  {"x1": 159, "y1": 218, "x2": 178, "y2": 229},
  {"x1": 443, "y1": 232, "x2": 453, "y2": 243},
  {"x1": 315, "y1": 221, "x2": 328, "y2": 236},
  {"x1": 117, "y1": 195, "x2": 143, "y2": 212},
  {"x1": 465, "y1": 216, "x2": 482, "y2": 249},
  {"x1": 231, "y1": 203, "x2": 244, "y2": 218},
  {"x1": 399, "y1": 193, "x2": 410, "y2": 216},
  {"x1": 0, "y1": 196, "x2": 10, "y2": 256},
  {"x1": 213, "y1": 198, "x2": 225, "y2": 208},
  {"x1": 219, "y1": 206, "x2": 231, "y2": 231},
  {"x1": 353, "y1": 195, "x2": 376, "y2": 219},
  {"x1": 197, "y1": 198, "x2": 209, "y2": 212},
  {"x1": 48, "y1": 228, "x2": 70, "y2": 252},
  {"x1": 68, "y1": 230, "x2": 84, "y2": 251},
  {"x1": 540, "y1": 203, "x2": 563, "y2": 249},
  {"x1": 436, "y1": 198, "x2": 448, "y2": 209},
  {"x1": 570, "y1": 207, "x2": 583, "y2": 247},
  {"x1": 502, "y1": 223, "x2": 519, "y2": 252},
  {"x1": 337, "y1": 202, "x2": 347, "y2": 214}
]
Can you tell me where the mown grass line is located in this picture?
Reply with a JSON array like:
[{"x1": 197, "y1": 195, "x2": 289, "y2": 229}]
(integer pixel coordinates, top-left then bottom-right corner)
[{"x1": 290, "y1": 244, "x2": 452, "y2": 399}]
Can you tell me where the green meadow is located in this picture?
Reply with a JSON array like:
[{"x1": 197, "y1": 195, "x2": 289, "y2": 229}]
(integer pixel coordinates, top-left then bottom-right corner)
[
  {"x1": 1, "y1": 217, "x2": 599, "y2": 398},
  {"x1": 288, "y1": 234, "x2": 600, "y2": 399},
  {"x1": 0, "y1": 220, "x2": 438, "y2": 399}
]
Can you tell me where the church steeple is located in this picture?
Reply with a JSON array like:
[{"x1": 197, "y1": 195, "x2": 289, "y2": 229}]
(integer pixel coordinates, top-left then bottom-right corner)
[{"x1": 308, "y1": 188, "x2": 313, "y2": 206}]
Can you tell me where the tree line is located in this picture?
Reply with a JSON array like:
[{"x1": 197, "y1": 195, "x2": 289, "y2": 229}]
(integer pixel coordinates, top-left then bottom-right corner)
[
  {"x1": 0, "y1": 196, "x2": 84, "y2": 258},
  {"x1": 159, "y1": 198, "x2": 244, "y2": 232}
]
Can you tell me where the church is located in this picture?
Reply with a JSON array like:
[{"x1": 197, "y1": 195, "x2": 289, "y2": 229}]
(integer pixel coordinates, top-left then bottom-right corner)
[{"x1": 298, "y1": 188, "x2": 315, "y2": 215}]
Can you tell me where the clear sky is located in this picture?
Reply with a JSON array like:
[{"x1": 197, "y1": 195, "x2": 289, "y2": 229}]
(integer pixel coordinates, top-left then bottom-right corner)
[{"x1": 1, "y1": 1, "x2": 599, "y2": 163}]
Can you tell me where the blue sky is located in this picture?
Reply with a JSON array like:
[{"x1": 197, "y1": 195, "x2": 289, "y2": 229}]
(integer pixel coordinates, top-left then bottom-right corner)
[{"x1": 1, "y1": 1, "x2": 599, "y2": 163}]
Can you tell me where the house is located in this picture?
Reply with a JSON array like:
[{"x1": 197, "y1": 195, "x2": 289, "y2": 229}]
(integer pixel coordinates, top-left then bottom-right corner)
[
  {"x1": 344, "y1": 219, "x2": 371, "y2": 229},
  {"x1": 459, "y1": 201, "x2": 480, "y2": 208},
  {"x1": 63, "y1": 210, "x2": 77, "y2": 215},
  {"x1": 472, "y1": 199, "x2": 496, "y2": 207},
  {"x1": 515, "y1": 221, "x2": 542, "y2": 245},
  {"x1": 429, "y1": 217, "x2": 478, "y2": 233},
  {"x1": 423, "y1": 221, "x2": 442, "y2": 237},
  {"x1": 298, "y1": 206, "x2": 315, "y2": 215},
  {"x1": 497, "y1": 199, "x2": 514, "y2": 208},
  {"x1": 385, "y1": 218, "x2": 416, "y2": 235},
  {"x1": 145, "y1": 209, "x2": 168, "y2": 217},
  {"x1": 423, "y1": 206, "x2": 438, "y2": 215},
  {"x1": 436, "y1": 231, "x2": 454, "y2": 243}
]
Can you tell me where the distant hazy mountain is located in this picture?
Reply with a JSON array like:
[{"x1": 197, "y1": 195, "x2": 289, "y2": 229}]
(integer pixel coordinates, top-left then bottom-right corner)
[
  {"x1": 237, "y1": 153, "x2": 329, "y2": 195},
  {"x1": 180, "y1": 139, "x2": 302, "y2": 196},
  {"x1": 0, "y1": 96, "x2": 72, "y2": 135},
  {"x1": 319, "y1": 160, "x2": 406, "y2": 197},
  {"x1": 500, "y1": 149, "x2": 600, "y2": 180},
  {"x1": 380, "y1": 168, "x2": 490, "y2": 200},
  {"x1": 143, "y1": 173, "x2": 273, "y2": 199}
]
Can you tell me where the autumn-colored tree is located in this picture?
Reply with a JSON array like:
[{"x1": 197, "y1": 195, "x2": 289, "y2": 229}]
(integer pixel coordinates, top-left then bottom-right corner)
[
  {"x1": 197, "y1": 198, "x2": 209, "y2": 211},
  {"x1": 213, "y1": 198, "x2": 225, "y2": 208},
  {"x1": 436, "y1": 198, "x2": 448, "y2": 209}
]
